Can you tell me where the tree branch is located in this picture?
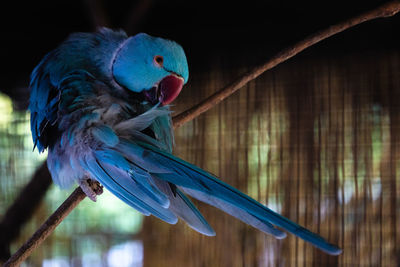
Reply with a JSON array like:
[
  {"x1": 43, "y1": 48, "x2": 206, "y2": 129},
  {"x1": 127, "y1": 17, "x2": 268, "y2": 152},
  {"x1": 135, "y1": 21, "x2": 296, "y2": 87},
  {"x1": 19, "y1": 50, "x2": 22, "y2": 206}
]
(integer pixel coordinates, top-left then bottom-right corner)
[
  {"x1": 0, "y1": 163, "x2": 52, "y2": 262},
  {"x1": 3, "y1": 188, "x2": 86, "y2": 267},
  {"x1": 172, "y1": 1, "x2": 400, "y2": 128},
  {"x1": 5, "y1": 1, "x2": 400, "y2": 265}
]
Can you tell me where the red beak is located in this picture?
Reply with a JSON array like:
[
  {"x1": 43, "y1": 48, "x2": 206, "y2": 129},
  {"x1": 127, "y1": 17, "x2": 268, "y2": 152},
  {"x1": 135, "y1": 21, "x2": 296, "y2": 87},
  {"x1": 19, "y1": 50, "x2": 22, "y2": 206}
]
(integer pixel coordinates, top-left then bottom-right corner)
[
  {"x1": 158, "y1": 75, "x2": 184, "y2": 105},
  {"x1": 143, "y1": 75, "x2": 184, "y2": 105}
]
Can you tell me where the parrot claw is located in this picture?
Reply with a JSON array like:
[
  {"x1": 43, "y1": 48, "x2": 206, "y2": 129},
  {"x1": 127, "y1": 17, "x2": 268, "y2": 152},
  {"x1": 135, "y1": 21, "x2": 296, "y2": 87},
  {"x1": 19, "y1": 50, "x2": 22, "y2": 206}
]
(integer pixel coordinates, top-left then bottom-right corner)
[{"x1": 79, "y1": 178, "x2": 103, "y2": 202}]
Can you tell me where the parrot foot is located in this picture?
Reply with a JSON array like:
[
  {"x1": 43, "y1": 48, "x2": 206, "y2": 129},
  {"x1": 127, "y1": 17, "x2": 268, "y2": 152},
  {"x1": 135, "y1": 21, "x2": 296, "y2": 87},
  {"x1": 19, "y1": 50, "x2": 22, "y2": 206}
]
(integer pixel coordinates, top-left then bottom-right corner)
[{"x1": 79, "y1": 179, "x2": 103, "y2": 202}]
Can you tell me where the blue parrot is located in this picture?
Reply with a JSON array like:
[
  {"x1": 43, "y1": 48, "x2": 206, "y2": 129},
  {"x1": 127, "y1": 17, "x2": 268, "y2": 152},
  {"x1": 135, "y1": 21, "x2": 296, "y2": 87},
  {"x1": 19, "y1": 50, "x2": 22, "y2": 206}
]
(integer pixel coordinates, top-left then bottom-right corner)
[{"x1": 29, "y1": 28, "x2": 341, "y2": 255}]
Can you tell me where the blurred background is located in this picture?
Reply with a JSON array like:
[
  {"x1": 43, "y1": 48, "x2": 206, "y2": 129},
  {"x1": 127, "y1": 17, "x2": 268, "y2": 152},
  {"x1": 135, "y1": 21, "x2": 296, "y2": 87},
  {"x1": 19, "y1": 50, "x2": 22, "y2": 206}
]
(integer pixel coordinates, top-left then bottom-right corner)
[{"x1": 0, "y1": 0, "x2": 399, "y2": 266}]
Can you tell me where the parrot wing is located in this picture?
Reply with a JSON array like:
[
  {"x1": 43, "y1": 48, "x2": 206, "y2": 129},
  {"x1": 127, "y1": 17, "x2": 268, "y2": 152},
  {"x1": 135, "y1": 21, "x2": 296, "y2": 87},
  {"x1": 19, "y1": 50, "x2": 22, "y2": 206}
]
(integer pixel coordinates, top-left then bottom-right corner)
[
  {"x1": 68, "y1": 105, "x2": 216, "y2": 235},
  {"x1": 29, "y1": 52, "x2": 60, "y2": 152},
  {"x1": 80, "y1": 141, "x2": 217, "y2": 236},
  {"x1": 110, "y1": 138, "x2": 342, "y2": 255},
  {"x1": 33, "y1": 69, "x2": 216, "y2": 235},
  {"x1": 29, "y1": 50, "x2": 97, "y2": 153}
]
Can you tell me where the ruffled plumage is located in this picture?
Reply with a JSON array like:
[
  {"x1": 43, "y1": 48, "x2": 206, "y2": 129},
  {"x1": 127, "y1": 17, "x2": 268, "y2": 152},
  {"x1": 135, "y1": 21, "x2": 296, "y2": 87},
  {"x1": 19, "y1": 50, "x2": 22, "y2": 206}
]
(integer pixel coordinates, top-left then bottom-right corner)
[{"x1": 29, "y1": 28, "x2": 342, "y2": 255}]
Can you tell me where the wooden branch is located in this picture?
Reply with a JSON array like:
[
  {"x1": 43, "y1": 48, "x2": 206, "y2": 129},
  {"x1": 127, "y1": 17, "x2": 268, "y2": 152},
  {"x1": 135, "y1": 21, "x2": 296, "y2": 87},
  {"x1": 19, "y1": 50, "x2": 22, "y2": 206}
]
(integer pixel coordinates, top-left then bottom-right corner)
[
  {"x1": 0, "y1": 163, "x2": 52, "y2": 262},
  {"x1": 3, "y1": 188, "x2": 86, "y2": 267},
  {"x1": 5, "y1": 1, "x2": 400, "y2": 265},
  {"x1": 172, "y1": 1, "x2": 400, "y2": 128}
]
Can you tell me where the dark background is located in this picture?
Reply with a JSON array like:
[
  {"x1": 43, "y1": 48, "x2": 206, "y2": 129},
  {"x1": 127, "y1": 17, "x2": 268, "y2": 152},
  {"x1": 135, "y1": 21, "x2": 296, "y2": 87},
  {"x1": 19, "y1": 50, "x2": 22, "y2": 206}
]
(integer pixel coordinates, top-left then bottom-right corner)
[
  {"x1": 1, "y1": 0, "x2": 399, "y2": 101},
  {"x1": 0, "y1": 1, "x2": 399, "y2": 266}
]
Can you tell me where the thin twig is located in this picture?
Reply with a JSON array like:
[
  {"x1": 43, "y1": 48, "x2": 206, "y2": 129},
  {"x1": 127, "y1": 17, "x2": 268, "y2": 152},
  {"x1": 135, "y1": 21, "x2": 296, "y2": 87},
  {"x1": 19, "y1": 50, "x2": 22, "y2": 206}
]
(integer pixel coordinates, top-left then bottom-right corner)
[
  {"x1": 172, "y1": 1, "x2": 400, "y2": 128},
  {"x1": 5, "y1": 1, "x2": 400, "y2": 265},
  {"x1": 0, "y1": 163, "x2": 52, "y2": 261},
  {"x1": 3, "y1": 188, "x2": 86, "y2": 267}
]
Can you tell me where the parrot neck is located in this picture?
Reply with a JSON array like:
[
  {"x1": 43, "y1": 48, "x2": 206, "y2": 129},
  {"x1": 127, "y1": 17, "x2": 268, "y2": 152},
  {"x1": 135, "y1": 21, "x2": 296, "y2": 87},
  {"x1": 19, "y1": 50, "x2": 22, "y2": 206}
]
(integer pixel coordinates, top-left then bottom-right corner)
[{"x1": 108, "y1": 36, "x2": 131, "y2": 92}]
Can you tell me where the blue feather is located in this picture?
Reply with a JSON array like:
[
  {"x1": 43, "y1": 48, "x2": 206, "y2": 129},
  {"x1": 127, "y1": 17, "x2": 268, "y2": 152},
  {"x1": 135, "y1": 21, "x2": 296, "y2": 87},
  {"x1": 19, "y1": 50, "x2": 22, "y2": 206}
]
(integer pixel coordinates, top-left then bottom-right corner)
[
  {"x1": 81, "y1": 157, "x2": 151, "y2": 216},
  {"x1": 91, "y1": 125, "x2": 119, "y2": 147},
  {"x1": 152, "y1": 177, "x2": 215, "y2": 236},
  {"x1": 173, "y1": 188, "x2": 215, "y2": 236},
  {"x1": 94, "y1": 148, "x2": 170, "y2": 208},
  {"x1": 83, "y1": 155, "x2": 177, "y2": 223},
  {"x1": 133, "y1": 141, "x2": 342, "y2": 255}
]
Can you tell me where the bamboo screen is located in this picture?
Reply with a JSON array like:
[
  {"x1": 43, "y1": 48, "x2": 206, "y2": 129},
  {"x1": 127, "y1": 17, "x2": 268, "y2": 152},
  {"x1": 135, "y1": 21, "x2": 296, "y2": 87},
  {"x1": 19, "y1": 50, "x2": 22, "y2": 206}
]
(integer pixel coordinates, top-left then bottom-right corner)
[
  {"x1": 0, "y1": 49, "x2": 399, "y2": 266},
  {"x1": 142, "y1": 50, "x2": 400, "y2": 266}
]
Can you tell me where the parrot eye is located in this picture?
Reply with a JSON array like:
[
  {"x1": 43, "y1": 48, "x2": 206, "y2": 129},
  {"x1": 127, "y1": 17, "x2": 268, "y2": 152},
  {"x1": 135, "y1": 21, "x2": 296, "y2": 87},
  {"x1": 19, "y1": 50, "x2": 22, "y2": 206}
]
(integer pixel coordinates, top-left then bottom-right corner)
[{"x1": 154, "y1": 55, "x2": 164, "y2": 67}]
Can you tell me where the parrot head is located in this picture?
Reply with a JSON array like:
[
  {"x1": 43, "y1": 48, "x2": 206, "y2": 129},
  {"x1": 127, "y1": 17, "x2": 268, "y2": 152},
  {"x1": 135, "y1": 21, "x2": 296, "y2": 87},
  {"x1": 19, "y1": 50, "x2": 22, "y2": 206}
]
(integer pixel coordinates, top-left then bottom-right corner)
[{"x1": 112, "y1": 33, "x2": 189, "y2": 105}]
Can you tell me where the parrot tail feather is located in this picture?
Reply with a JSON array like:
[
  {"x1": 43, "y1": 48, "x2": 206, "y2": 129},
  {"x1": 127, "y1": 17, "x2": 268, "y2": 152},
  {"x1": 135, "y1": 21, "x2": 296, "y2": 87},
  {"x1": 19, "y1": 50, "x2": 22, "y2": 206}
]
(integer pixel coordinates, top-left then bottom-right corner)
[
  {"x1": 82, "y1": 145, "x2": 216, "y2": 237},
  {"x1": 81, "y1": 154, "x2": 178, "y2": 224},
  {"x1": 152, "y1": 178, "x2": 216, "y2": 236},
  {"x1": 180, "y1": 187, "x2": 286, "y2": 239},
  {"x1": 136, "y1": 141, "x2": 342, "y2": 255}
]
